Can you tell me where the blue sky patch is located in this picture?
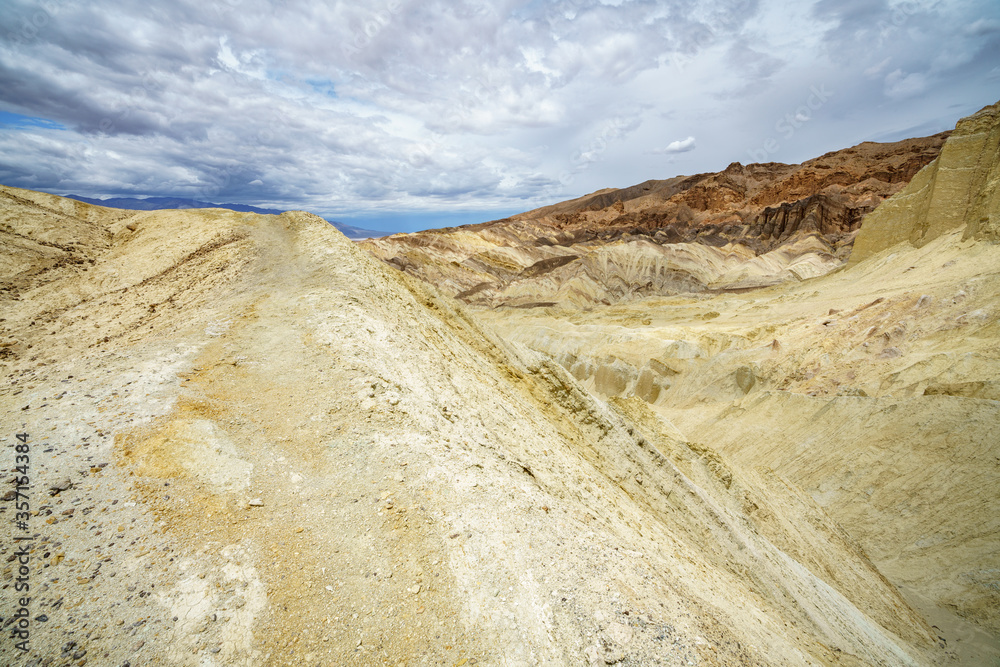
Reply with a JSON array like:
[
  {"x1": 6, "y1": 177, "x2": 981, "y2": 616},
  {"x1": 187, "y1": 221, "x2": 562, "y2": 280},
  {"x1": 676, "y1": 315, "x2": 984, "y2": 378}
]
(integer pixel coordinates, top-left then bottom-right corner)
[{"x1": 0, "y1": 111, "x2": 67, "y2": 131}]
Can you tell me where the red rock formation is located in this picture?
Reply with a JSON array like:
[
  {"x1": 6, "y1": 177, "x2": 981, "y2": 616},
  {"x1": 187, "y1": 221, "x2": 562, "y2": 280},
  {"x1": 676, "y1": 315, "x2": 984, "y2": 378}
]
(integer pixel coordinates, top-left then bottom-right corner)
[{"x1": 362, "y1": 132, "x2": 949, "y2": 306}]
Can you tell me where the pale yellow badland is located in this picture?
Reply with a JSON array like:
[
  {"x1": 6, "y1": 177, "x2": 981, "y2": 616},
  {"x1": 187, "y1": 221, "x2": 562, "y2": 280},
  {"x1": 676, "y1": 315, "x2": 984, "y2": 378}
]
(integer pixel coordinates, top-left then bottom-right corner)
[{"x1": 1, "y1": 102, "x2": 998, "y2": 666}]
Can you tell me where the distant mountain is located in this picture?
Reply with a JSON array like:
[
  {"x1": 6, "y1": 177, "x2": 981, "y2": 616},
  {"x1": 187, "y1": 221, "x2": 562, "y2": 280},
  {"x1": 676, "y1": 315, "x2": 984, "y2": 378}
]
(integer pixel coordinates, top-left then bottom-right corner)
[
  {"x1": 63, "y1": 194, "x2": 385, "y2": 239},
  {"x1": 326, "y1": 221, "x2": 388, "y2": 240},
  {"x1": 362, "y1": 131, "x2": 949, "y2": 306}
]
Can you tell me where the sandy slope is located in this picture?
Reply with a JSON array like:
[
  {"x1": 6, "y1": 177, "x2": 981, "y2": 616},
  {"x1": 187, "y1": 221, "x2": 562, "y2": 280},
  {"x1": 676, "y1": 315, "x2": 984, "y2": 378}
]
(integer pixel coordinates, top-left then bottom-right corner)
[
  {"x1": 482, "y1": 228, "x2": 1000, "y2": 664},
  {"x1": 0, "y1": 183, "x2": 956, "y2": 666},
  {"x1": 480, "y1": 102, "x2": 1000, "y2": 665}
]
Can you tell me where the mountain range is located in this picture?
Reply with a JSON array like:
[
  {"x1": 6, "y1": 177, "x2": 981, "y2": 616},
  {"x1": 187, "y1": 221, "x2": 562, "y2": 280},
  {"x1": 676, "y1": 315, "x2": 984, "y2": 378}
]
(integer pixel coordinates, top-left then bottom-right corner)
[{"x1": 363, "y1": 131, "x2": 949, "y2": 306}]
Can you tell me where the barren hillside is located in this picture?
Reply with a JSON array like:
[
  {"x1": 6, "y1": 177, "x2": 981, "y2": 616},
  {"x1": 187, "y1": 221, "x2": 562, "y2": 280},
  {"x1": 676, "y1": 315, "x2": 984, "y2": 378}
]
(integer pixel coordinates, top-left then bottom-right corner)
[
  {"x1": 2, "y1": 102, "x2": 997, "y2": 666},
  {"x1": 0, "y1": 177, "x2": 974, "y2": 665},
  {"x1": 478, "y1": 101, "x2": 1000, "y2": 665},
  {"x1": 362, "y1": 133, "x2": 947, "y2": 307}
]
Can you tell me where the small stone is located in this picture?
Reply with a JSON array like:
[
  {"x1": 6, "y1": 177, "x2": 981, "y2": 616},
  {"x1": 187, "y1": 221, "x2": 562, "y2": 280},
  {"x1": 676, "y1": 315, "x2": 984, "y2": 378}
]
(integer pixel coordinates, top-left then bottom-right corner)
[
  {"x1": 49, "y1": 478, "x2": 73, "y2": 496},
  {"x1": 248, "y1": 499, "x2": 264, "y2": 507},
  {"x1": 735, "y1": 366, "x2": 756, "y2": 394}
]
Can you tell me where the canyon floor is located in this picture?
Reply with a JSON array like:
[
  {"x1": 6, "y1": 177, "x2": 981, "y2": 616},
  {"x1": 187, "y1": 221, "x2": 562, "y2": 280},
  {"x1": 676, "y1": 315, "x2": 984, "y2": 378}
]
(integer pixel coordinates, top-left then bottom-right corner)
[{"x1": 2, "y1": 102, "x2": 999, "y2": 667}]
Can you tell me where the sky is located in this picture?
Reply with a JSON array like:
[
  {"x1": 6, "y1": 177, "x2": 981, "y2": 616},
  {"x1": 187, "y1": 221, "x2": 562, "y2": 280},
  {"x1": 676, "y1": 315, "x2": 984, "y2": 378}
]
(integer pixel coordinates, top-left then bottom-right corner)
[{"x1": 1, "y1": 0, "x2": 999, "y2": 233}]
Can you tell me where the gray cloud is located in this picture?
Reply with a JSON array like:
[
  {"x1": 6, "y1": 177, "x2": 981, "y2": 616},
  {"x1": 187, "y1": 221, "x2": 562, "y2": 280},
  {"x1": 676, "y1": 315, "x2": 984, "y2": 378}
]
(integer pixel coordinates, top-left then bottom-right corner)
[{"x1": 0, "y1": 0, "x2": 997, "y2": 228}]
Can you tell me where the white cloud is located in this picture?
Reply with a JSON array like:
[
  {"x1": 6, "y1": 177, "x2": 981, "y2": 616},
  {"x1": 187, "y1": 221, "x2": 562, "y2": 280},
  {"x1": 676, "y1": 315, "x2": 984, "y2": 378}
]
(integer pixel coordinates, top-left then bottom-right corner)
[
  {"x1": 655, "y1": 136, "x2": 697, "y2": 154},
  {"x1": 864, "y1": 57, "x2": 892, "y2": 78},
  {"x1": 0, "y1": 0, "x2": 996, "y2": 229},
  {"x1": 966, "y1": 18, "x2": 1000, "y2": 36},
  {"x1": 884, "y1": 69, "x2": 929, "y2": 100}
]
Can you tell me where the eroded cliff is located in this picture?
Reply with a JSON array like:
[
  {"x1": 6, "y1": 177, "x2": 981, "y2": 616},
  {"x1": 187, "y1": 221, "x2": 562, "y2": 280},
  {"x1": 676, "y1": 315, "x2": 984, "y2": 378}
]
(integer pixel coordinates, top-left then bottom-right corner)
[
  {"x1": 850, "y1": 101, "x2": 1000, "y2": 263},
  {"x1": 363, "y1": 133, "x2": 947, "y2": 307}
]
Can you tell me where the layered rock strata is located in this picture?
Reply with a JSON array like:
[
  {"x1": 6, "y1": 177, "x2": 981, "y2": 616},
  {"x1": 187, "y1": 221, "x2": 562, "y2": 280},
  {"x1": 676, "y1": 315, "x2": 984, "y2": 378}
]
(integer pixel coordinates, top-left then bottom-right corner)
[
  {"x1": 480, "y1": 102, "x2": 1000, "y2": 663},
  {"x1": 363, "y1": 133, "x2": 947, "y2": 306}
]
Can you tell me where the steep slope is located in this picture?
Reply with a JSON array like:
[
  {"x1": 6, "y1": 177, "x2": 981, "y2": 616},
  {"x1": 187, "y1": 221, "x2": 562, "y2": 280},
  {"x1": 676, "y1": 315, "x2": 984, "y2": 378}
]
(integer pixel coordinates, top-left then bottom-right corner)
[
  {"x1": 481, "y1": 102, "x2": 1000, "y2": 664},
  {"x1": 0, "y1": 186, "x2": 948, "y2": 665},
  {"x1": 850, "y1": 102, "x2": 1000, "y2": 263},
  {"x1": 362, "y1": 133, "x2": 947, "y2": 307}
]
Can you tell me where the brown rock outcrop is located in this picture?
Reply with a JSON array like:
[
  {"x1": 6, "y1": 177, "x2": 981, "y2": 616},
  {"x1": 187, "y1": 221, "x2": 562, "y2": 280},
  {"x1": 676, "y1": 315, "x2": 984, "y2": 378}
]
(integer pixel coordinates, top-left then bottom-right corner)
[{"x1": 363, "y1": 132, "x2": 948, "y2": 306}]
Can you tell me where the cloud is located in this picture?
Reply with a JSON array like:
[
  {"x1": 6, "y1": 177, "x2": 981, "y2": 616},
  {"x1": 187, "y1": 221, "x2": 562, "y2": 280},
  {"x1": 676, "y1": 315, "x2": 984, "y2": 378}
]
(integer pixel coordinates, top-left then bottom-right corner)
[
  {"x1": 884, "y1": 69, "x2": 928, "y2": 100},
  {"x1": 0, "y1": 0, "x2": 996, "y2": 229},
  {"x1": 863, "y1": 57, "x2": 892, "y2": 78},
  {"x1": 966, "y1": 18, "x2": 1000, "y2": 36},
  {"x1": 652, "y1": 136, "x2": 697, "y2": 155},
  {"x1": 725, "y1": 39, "x2": 784, "y2": 84}
]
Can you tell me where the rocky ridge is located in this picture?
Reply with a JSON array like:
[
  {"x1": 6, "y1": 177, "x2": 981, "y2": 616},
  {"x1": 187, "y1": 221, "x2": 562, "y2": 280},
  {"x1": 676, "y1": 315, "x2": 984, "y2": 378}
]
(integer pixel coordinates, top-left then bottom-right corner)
[
  {"x1": 362, "y1": 133, "x2": 947, "y2": 307},
  {"x1": 0, "y1": 182, "x2": 961, "y2": 665}
]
